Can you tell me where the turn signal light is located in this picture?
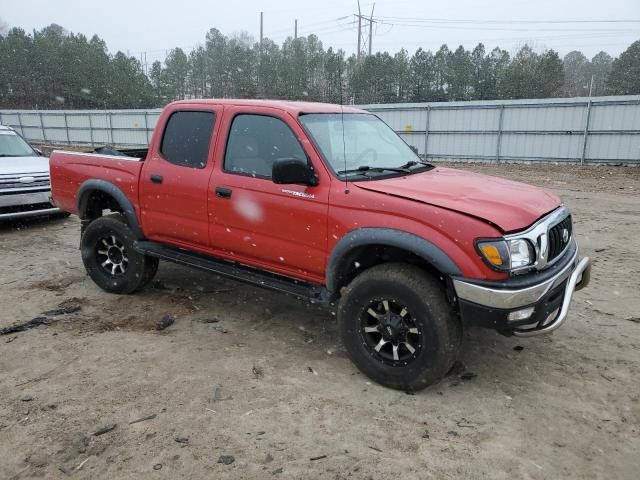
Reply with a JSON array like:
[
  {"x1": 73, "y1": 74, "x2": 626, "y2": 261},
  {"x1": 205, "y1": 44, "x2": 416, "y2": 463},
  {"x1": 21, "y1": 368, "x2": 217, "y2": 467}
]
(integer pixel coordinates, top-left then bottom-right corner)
[{"x1": 479, "y1": 244, "x2": 503, "y2": 267}]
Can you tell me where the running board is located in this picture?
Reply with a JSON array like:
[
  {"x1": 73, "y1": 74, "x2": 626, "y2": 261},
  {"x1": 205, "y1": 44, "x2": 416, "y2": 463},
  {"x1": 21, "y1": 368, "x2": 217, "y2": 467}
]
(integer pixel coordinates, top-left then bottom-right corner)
[{"x1": 134, "y1": 241, "x2": 330, "y2": 304}]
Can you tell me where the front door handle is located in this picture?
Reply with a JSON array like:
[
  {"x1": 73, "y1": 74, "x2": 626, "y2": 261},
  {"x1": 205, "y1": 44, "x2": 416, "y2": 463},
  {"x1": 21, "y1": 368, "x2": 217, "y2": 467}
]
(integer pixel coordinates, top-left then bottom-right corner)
[
  {"x1": 215, "y1": 186, "x2": 232, "y2": 199},
  {"x1": 150, "y1": 174, "x2": 163, "y2": 184}
]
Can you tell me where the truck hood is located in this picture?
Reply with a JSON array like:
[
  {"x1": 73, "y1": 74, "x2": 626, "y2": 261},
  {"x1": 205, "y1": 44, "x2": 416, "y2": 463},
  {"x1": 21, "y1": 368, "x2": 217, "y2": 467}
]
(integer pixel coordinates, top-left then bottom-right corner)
[
  {"x1": 0, "y1": 156, "x2": 50, "y2": 176},
  {"x1": 353, "y1": 167, "x2": 561, "y2": 232}
]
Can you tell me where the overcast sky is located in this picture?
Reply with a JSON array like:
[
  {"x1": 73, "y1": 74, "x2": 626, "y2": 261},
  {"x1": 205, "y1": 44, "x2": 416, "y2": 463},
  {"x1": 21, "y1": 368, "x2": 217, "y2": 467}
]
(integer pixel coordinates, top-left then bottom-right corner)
[{"x1": 2, "y1": 0, "x2": 639, "y2": 64}]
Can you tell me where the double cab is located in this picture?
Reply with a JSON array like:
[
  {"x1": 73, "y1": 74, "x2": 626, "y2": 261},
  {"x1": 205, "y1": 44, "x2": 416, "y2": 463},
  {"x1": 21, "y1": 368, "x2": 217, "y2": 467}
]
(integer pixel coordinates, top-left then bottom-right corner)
[{"x1": 49, "y1": 100, "x2": 591, "y2": 391}]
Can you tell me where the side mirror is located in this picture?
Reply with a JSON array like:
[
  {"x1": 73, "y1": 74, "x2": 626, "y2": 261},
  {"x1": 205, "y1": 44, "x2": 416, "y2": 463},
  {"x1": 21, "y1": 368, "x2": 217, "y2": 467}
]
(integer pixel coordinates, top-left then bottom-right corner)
[{"x1": 272, "y1": 158, "x2": 318, "y2": 186}]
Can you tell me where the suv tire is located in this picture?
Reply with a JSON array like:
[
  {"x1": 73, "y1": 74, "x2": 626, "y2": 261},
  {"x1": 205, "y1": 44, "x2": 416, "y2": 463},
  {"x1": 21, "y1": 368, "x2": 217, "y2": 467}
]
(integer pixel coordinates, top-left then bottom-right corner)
[
  {"x1": 338, "y1": 263, "x2": 461, "y2": 391},
  {"x1": 81, "y1": 214, "x2": 158, "y2": 294}
]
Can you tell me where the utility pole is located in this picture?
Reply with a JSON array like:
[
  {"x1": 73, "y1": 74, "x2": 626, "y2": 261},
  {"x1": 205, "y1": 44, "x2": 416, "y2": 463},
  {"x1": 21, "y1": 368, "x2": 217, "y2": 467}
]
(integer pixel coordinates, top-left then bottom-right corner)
[
  {"x1": 368, "y1": 3, "x2": 375, "y2": 57},
  {"x1": 260, "y1": 12, "x2": 264, "y2": 49},
  {"x1": 357, "y1": 0, "x2": 362, "y2": 60},
  {"x1": 294, "y1": 19, "x2": 298, "y2": 40}
]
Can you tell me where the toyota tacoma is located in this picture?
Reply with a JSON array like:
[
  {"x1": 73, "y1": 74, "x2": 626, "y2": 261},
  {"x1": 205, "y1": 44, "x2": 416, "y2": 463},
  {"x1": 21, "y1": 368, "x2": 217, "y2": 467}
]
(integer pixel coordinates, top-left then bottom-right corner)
[{"x1": 49, "y1": 100, "x2": 591, "y2": 391}]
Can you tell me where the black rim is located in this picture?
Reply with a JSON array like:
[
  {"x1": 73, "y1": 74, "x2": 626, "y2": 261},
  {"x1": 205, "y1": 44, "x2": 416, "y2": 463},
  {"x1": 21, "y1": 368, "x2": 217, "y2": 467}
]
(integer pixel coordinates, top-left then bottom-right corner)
[
  {"x1": 96, "y1": 234, "x2": 128, "y2": 276},
  {"x1": 359, "y1": 299, "x2": 422, "y2": 366}
]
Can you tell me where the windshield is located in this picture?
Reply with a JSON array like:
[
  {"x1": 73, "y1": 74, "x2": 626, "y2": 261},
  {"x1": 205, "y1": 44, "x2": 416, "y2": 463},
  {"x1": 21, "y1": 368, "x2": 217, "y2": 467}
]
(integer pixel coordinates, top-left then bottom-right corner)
[
  {"x1": 300, "y1": 113, "x2": 422, "y2": 177},
  {"x1": 0, "y1": 132, "x2": 37, "y2": 157}
]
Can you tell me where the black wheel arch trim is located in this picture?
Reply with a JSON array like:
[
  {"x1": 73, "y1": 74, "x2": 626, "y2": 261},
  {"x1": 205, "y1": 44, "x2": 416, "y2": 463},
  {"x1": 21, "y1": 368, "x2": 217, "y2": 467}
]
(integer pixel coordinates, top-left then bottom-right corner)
[
  {"x1": 77, "y1": 179, "x2": 145, "y2": 240},
  {"x1": 326, "y1": 228, "x2": 462, "y2": 295}
]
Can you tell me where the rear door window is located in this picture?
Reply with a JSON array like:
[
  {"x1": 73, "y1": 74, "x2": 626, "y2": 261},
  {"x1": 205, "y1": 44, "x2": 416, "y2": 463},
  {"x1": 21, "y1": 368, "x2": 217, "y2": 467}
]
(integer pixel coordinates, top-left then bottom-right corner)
[{"x1": 160, "y1": 111, "x2": 215, "y2": 168}]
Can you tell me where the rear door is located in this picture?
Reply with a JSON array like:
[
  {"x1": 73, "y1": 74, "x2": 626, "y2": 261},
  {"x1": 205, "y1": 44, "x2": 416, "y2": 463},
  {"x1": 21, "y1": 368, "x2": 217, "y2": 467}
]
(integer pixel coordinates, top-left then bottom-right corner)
[
  {"x1": 208, "y1": 106, "x2": 330, "y2": 281},
  {"x1": 139, "y1": 106, "x2": 221, "y2": 248}
]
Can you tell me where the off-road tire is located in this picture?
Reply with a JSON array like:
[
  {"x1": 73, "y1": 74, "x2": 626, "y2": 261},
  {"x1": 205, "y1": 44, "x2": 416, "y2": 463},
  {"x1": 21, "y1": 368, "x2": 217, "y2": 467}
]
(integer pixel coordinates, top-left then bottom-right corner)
[
  {"x1": 338, "y1": 263, "x2": 461, "y2": 391},
  {"x1": 81, "y1": 214, "x2": 158, "y2": 294}
]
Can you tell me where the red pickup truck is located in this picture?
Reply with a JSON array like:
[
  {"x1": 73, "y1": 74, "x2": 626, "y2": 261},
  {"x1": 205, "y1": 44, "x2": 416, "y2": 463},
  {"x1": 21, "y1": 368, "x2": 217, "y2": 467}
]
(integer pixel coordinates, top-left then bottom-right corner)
[{"x1": 50, "y1": 99, "x2": 591, "y2": 391}]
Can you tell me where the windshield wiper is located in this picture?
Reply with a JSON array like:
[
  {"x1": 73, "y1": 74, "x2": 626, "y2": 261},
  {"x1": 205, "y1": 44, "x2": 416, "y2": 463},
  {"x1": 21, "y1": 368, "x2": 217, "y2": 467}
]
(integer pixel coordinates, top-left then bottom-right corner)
[
  {"x1": 398, "y1": 160, "x2": 435, "y2": 170},
  {"x1": 338, "y1": 165, "x2": 411, "y2": 175}
]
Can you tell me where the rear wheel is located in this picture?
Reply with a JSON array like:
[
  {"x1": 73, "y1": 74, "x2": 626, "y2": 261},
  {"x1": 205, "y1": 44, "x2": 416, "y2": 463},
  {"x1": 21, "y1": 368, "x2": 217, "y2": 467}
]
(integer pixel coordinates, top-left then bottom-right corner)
[
  {"x1": 338, "y1": 263, "x2": 461, "y2": 391},
  {"x1": 81, "y1": 214, "x2": 158, "y2": 294}
]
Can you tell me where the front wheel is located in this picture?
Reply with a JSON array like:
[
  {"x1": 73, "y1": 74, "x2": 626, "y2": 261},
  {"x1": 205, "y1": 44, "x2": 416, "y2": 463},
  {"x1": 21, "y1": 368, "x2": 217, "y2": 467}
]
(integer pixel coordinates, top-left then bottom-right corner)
[
  {"x1": 81, "y1": 214, "x2": 158, "y2": 294},
  {"x1": 338, "y1": 263, "x2": 461, "y2": 391}
]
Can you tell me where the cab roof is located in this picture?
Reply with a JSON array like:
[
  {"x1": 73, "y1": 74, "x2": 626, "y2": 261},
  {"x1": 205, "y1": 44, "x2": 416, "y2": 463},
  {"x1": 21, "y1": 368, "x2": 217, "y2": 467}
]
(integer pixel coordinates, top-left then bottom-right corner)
[{"x1": 170, "y1": 99, "x2": 368, "y2": 115}]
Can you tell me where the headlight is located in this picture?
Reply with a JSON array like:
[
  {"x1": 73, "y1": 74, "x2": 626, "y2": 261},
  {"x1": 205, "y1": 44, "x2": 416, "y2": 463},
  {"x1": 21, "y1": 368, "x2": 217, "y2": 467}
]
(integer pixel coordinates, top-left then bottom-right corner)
[
  {"x1": 477, "y1": 238, "x2": 534, "y2": 272},
  {"x1": 508, "y1": 239, "x2": 534, "y2": 269}
]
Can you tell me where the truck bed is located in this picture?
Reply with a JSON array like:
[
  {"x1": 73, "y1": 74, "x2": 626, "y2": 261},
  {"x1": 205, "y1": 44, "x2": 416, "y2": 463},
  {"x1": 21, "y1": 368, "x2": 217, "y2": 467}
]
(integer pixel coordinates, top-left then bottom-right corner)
[{"x1": 49, "y1": 150, "x2": 144, "y2": 215}]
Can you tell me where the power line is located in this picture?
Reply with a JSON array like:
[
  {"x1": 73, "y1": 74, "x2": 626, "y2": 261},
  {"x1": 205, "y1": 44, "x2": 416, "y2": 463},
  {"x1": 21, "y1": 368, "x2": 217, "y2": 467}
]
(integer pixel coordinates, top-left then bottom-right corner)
[{"x1": 371, "y1": 16, "x2": 640, "y2": 24}]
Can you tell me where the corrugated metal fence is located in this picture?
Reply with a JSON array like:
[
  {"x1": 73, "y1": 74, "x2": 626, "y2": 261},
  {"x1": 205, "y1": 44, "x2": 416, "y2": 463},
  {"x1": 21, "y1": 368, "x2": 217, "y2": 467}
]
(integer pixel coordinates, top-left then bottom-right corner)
[
  {"x1": 1, "y1": 95, "x2": 639, "y2": 164},
  {"x1": 364, "y1": 95, "x2": 640, "y2": 165}
]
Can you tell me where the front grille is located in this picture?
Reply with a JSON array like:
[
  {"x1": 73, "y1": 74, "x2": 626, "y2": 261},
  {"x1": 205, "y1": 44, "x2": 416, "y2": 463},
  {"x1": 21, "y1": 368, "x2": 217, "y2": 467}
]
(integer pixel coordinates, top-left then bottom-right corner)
[
  {"x1": 0, "y1": 173, "x2": 50, "y2": 190},
  {"x1": 548, "y1": 215, "x2": 572, "y2": 262}
]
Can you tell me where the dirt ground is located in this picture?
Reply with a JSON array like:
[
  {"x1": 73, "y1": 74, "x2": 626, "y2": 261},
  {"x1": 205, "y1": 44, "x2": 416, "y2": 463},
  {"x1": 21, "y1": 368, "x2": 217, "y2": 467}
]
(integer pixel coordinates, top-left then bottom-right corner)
[{"x1": 1, "y1": 163, "x2": 638, "y2": 480}]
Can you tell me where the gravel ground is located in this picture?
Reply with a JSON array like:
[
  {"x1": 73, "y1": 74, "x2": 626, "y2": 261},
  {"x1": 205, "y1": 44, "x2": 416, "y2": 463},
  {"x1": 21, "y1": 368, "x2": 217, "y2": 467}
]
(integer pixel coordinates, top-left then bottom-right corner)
[{"x1": 0, "y1": 163, "x2": 638, "y2": 479}]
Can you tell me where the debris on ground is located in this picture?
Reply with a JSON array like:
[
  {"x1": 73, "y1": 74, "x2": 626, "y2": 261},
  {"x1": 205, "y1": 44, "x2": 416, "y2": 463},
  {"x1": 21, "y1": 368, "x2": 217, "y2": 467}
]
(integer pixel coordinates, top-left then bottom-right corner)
[
  {"x1": 128, "y1": 414, "x2": 156, "y2": 425},
  {"x1": 272, "y1": 467, "x2": 284, "y2": 475},
  {"x1": 264, "y1": 453, "x2": 274, "y2": 464},
  {"x1": 447, "y1": 430, "x2": 459, "y2": 437},
  {"x1": 252, "y1": 366, "x2": 264, "y2": 379},
  {"x1": 42, "y1": 299, "x2": 82, "y2": 316},
  {"x1": 368, "y1": 446, "x2": 382, "y2": 453},
  {"x1": 456, "y1": 418, "x2": 476, "y2": 428},
  {"x1": 153, "y1": 464, "x2": 162, "y2": 470},
  {"x1": 93, "y1": 424, "x2": 116, "y2": 436},
  {"x1": 310, "y1": 455, "x2": 327, "y2": 461},
  {"x1": 202, "y1": 317, "x2": 220, "y2": 324},
  {"x1": 217, "y1": 455, "x2": 235, "y2": 465},
  {"x1": 5, "y1": 336, "x2": 17, "y2": 343},
  {"x1": 209, "y1": 386, "x2": 228, "y2": 403},
  {"x1": 422, "y1": 430, "x2": 430, "y2": 439},
  {"x1": 1, "y1": 317, "x2": 51, "y2": 335},
  {"x1": 20, "y1": 395, "x2": 33, "y2": 402},
  {"x1": 155, "y1": 314, "x2": 175, "y2": 331},
  {"x1": 175, "y1": 436, "x2": 189, "y2": 444},
  {"x1": 72, "y1": 432, "x2": 90, "y2": 453},
  {"x1": 460, "y1": 372, "x2": 477, "y2": 381},
  {"x1": 307, "y1": 366, "x2": 318, "y2": 375},
  {"x1": 513, "y1": 345, "x2": 524, "y2": 351}
]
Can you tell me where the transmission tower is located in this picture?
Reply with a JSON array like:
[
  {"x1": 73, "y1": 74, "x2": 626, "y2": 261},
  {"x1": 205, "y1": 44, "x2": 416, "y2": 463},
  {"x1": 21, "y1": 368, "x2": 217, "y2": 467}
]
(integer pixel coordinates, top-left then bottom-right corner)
[{"x1": 355, "y1": 1, "x2": 376, "y2": 60}]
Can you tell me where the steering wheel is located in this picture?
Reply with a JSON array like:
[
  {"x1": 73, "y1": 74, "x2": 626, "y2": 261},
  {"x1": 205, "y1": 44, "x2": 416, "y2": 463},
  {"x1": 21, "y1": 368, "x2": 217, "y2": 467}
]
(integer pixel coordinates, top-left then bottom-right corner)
[{"x1": 354, "y1": 148, "x2": 378, "y2": 164}]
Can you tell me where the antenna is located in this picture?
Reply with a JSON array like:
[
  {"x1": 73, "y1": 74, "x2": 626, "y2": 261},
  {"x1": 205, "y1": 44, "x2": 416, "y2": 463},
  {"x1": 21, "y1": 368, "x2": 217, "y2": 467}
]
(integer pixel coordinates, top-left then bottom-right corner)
[{"x1": 338, "y1": 55, "x2": 348, "y2": 193}]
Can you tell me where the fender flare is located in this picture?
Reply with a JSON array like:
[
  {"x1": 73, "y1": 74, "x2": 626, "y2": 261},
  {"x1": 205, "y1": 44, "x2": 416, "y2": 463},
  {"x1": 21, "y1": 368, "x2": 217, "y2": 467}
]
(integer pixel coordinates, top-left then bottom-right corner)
[
  {"x1": 326, "y1": 228, "x2": 462, "y2": 294},
  {"x1": 77, "y1": 179, "x2": 145, "y2": 240}
]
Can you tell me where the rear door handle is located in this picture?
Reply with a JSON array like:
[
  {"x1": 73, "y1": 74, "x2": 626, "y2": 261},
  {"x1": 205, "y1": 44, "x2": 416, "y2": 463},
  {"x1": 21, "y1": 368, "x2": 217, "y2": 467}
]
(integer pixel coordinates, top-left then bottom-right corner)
[
  {"x1": 215, "y1": 186, "x2": 232, "y2": 199},
  {"x1": 150, "y1": 174, "x2": 163, "y2": 184}
]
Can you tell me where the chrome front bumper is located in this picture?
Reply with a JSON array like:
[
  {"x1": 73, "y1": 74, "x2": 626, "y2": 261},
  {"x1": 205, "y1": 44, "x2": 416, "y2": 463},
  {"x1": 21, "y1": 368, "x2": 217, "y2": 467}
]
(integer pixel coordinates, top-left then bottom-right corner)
[
  {"x1": 512, "y1": 256, "x2": 590, "y2": 337},
  {"x1": 453, "y1": 241, "x2": 591, "y2": 337}
]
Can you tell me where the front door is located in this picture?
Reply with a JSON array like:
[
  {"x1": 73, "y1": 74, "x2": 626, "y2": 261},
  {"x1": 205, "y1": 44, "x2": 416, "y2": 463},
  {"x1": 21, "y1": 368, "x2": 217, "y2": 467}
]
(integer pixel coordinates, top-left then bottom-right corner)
[{"x1": 209, "y1": 107, "x2": 329, "y2": 282}]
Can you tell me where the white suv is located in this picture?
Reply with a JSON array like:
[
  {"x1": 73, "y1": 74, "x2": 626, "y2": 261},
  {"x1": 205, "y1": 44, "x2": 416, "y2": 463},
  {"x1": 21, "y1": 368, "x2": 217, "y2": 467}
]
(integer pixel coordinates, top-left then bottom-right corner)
[{"x1": 0, "y1": 125, "x2": 62, "y2": 220}]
